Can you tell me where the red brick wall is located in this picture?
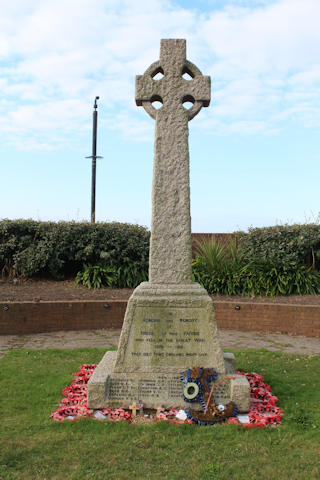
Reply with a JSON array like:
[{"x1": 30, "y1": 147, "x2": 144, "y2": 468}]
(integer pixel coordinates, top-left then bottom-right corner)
[
  {"x1": 0, "y1": 301, "x2": 126, "y2": 335},
  {"x1": 213, "y1": 301, "x2": 320, "y2": 337},
  {"x1": 1, "y1": 300, "x2": 319, "y2": 337}
]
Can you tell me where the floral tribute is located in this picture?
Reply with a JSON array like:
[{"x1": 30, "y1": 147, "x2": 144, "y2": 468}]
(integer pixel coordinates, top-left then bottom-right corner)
[
  {"x1": 50, "y1": 364, "x2": 132, "y2": 423},
  {"x1": 180, "y1": 366, "x2": 237, "y2": 425},
  {"x1": 50, "y1": 365, "x2": 283, "y2": 427},
  {"x1": 233, "y1": 371, "x2": 284, "y2": 427}
]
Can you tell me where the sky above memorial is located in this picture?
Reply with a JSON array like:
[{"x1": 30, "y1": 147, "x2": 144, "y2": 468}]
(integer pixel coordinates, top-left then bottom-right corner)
[{"x1": 1, "y1": 0, "x2": 320, "y2": 232}]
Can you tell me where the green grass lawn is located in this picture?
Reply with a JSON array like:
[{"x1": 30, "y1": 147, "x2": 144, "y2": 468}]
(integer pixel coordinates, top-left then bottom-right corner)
[{"x1": 1, "y1": 348, "x2": 319, "y2": 480}]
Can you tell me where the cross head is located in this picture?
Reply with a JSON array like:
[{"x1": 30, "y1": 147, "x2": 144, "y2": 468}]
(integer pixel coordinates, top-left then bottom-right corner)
[{"x1": 136, "y1": 39, "x2": 210, "y2": 121}]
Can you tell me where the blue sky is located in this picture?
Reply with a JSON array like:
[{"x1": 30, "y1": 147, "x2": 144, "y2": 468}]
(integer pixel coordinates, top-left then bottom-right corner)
[{"x1": 1, "y1": 0, "x2": 320, "y2": 232}]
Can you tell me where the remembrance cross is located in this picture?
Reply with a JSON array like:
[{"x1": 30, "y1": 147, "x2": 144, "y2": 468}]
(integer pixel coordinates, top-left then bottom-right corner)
[
  {"x1": 88, "y1": 39, "x2": 250, "y2": 413},
  {"x1": 136, "y1": 39, "x2": 210, "y2": 284}
]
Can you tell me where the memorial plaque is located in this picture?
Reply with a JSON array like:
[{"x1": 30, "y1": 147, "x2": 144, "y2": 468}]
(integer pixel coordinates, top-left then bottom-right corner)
[
  {"x1": 116, "y1": 304, "x2": 222, "y2": 372},
  {"x1": 105, "y1": 373, "x2": 184, "y2": 408}
]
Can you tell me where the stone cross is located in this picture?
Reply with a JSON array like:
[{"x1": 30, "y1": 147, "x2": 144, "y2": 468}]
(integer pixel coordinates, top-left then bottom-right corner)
[
  {"x1": 87, "y1": 39, "x2": 250, "y2": 415},
  {"x1": 136, "y1": 39, "x2": 210, "y2": 284}
]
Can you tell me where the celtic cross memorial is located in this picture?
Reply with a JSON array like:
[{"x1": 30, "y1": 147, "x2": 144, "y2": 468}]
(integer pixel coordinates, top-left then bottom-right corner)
[
  {"x1": 88, "y1": 39, "x2": 250, "y2": 412},
  {"x1": 136, "y1": 38, "x2": 210, "y2": 285}
]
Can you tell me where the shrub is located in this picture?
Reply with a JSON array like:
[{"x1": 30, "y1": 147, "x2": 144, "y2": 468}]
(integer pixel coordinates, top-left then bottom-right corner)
[
  {"x1": 238, "y1": 258, "x2": 320, "y2": 296},
  {"x1": 192, "y1": 236, "x2": 320, "y2": 296},
  {"x1": 115, "y1": 263, "x2": 148, "y2": 288},
  {"x1": 0, "y1": 219, "x2": 150, "y2": 280},
  {"x1": 192, "y1": 237, "x2": 245, "y2": 295},
  {"x1": 238, "y1": 223, "x2": 320, "y2": 269},
  {"x1": 76, "y1": 265, "x2": 117, "y2": 289},
  {"x1": 75, "y1": 262, "x2": 148, "y2": 289}
]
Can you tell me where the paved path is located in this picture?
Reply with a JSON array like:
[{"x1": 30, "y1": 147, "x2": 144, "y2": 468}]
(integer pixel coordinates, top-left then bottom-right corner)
[{"x1": 1, "y1": 329, "x2": 320, "y2": 359}]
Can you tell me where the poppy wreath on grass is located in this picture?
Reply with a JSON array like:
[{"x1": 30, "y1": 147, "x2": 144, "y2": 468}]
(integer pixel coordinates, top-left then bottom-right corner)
[{"x1": 50, "y1": 365, "x2": 283, "y2": 426}]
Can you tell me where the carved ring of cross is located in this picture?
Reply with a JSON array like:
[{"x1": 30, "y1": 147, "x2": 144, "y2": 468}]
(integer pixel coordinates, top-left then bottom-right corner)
[{"x1": 137, "y1": 59, "x2": 208, "y2": 121}]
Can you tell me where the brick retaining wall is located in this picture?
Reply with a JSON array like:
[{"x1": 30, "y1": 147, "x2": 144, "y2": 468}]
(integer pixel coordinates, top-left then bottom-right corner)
[
  {"x1": 1, "y1": 300, "x2": 319, "y2": 337},
  {"x1": 0, "y1": 301, "x2": 126, "y2": 335},
  {"x1": 213, "y1": 301, "x2": 320, "y2": 337}
]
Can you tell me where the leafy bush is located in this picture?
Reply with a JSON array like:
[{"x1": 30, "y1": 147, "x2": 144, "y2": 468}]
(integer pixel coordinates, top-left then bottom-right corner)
[
  {"x1": 75, "y1": 265, "x2": 117, "y2": 289},
  {"x1": 192, "y1": 237, "x2": 245, "y2": 295},
  {"x1": 192, "y1": 236, "x2": 320, "y2": 296},
  {"x1": 238, "y1": 258, "x2": 320, "y2": 296},
  {"x1": 0, "y1": 219, "x2": 150, "y2": 280},
  {"x1": 76, "y1": 262, "x2": 148, "y2": 289},
  {"x1": 194, "y1": 236, "x2": 244, "y2": 270},
  {"x1": 115, "y1": 263, "x2": 148, "y2": 288},
  {"x1": 238, "y1": 223, "x2": 320, "y2": 269}
]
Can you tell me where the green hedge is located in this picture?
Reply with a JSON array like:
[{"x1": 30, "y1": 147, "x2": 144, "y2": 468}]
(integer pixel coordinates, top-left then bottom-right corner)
[
  {"x1": 3, "y1": 219, "x2": 320, "y2": 295},
  {"x1": 238, "y1": 224, "x2": 320, "y2": 268},
  {"x1": 0, "y1": 219, "x2": 150, "y2": 280}
]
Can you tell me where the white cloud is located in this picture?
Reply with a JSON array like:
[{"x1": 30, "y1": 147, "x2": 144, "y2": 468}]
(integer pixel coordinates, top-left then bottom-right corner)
[
  {"x1": 199, "y1": 0, "x2": 320, "y2": 133},
  {"x1": 0, "y1": 0, "x2": 319, "y2": 149}
]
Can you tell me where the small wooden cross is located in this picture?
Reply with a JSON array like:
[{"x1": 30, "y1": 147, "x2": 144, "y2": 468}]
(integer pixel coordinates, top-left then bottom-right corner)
[{"x1": 129, "y1": 402, "x2": 140, "y2": 417}]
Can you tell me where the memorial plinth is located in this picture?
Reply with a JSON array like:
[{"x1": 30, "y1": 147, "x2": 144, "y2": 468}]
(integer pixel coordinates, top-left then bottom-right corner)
[{"x1": 88, "y1": 39, "x2": 250, "y2": 413}]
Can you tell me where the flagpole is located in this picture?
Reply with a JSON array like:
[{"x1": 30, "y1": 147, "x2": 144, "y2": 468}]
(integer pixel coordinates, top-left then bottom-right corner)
[{"x1": 86, "y1": 96, "x2": 103, "y2": 223}]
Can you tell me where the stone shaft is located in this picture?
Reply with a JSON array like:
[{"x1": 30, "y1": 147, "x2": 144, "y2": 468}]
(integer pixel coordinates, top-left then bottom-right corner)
[{"x1": 151, "y1": 107, "x2": 191, "y2": 283}]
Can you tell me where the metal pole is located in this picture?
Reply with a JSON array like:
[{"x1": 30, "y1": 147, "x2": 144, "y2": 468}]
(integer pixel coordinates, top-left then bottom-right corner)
[
  {"x1": 86, "y1": 96, "x2": 103, "y2": 223},
  {"x1": 91, "y1": 98, "x2": 98, "y2": 223}
]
